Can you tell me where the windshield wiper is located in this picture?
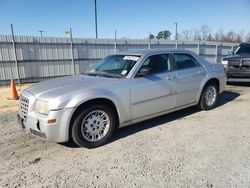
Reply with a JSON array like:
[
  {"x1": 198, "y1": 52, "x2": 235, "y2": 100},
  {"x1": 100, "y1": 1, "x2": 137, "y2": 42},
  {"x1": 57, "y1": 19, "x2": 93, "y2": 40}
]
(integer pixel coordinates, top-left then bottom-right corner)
[{"x1": 83, "y1": 71, "x2": 124, "y2": 78}]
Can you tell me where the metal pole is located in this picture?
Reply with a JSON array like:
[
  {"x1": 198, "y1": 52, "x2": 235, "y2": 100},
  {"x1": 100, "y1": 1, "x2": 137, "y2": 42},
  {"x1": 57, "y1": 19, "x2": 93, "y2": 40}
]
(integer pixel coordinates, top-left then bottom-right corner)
[
  {"x1": 197, "y1": 42, "x2": 200, "y2": 55},
  {"x1": 231, "y1": 45, "x2": 234, "y2": 52},
  {"x1": 114, "y1": 30, "x2": 117, "y2": 53},
  {"x1": 70, "y1": 28, "x2": 75, "y2": 75},
  {"x1": 11, "y1": 24, "x2": 21, "y2": 85},
  {"x1": 215, "y1": 44, "x2": 218, "y2": 63},
  {"x1": 148, "y1": 32, "x2": 151, "y2": 49},
  {"x1": 175, "y1": 22, "x2": 178, "y2": 49},
  {"x1": 175, "y1": 22, "x2": 178, "y2": 40},
  {"x1": 94, "y1": 0, "x2": 98, "y2": 39},
  {"x1": 39, "y1": 30, "x2": 43, "y2": 37}
]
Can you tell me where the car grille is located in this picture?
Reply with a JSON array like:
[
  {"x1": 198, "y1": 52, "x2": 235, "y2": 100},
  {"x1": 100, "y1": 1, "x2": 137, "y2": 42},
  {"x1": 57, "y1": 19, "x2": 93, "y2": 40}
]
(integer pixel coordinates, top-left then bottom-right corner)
[
  {"x1": 19, "y1": 95, "x2": 29, "y2": 119},
  {"x1": 228, "y1": 60, "x2": 240, "y2": 67},
  {"x1": 243, "y1": 60, "x2": 250, "y2": 67}
]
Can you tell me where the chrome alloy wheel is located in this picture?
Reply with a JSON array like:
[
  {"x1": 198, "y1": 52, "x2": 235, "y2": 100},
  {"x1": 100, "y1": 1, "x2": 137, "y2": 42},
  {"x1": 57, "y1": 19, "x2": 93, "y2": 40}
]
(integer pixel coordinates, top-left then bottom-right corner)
[
  {"x1": 81, "y1": 110, "x2": 110, "y2": 142},
  {"x1": 204, "y1": 86, "x2": 217, "y2": 106}
]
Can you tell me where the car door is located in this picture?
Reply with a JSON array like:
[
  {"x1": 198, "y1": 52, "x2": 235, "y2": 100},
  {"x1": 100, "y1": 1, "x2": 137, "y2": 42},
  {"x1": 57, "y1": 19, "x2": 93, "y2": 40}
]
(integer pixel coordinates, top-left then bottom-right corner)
[
  {"x1": 130, "y1": 53, "x2": 177, "y2": 120},
  {"x1": 173, "y1": 53, "x2": 206, "y2": 107}
]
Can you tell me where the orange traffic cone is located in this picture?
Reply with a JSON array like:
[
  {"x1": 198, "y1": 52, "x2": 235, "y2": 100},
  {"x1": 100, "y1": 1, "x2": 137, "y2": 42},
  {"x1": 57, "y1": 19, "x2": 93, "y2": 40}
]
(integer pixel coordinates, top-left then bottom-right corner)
[{"x1": 8, "y1": 79, "x2": 19, "y2": 100}]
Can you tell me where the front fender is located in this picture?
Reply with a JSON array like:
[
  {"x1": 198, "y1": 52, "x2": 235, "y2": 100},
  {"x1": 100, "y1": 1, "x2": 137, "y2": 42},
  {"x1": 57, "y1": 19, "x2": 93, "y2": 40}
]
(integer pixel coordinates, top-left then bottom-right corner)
[{"x1": 50, "y1": 88, "x2": 130, "y2": 126}]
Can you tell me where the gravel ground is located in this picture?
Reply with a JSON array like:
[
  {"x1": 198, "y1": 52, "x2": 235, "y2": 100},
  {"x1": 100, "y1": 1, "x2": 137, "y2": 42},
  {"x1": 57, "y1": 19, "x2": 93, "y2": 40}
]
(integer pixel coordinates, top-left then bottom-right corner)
[
  {"x1": 0, "y1": 84, "x2": 30, "y2": 114},
  {"x1": 0, "y1": 84, "x2": 250, "y2": 188}
]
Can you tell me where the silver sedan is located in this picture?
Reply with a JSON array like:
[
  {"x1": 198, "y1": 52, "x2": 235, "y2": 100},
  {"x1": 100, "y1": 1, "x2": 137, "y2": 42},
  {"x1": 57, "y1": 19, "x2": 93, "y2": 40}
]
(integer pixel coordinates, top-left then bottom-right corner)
[{"x1": 18, "y1": 49, "x2": 226, "y2": 148}]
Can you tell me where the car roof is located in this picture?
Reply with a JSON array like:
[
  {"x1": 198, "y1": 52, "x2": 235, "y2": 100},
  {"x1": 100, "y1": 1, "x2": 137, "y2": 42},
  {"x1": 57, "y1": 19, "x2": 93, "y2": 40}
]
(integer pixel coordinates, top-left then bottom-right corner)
[{"x1": 116, "y1": 48, "x2": 193, "y2": 56}]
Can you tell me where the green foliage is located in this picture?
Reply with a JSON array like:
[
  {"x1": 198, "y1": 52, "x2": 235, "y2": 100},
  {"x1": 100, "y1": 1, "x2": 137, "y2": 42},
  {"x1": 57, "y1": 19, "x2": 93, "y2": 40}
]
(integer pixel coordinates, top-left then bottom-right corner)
[
  {"x1": 148, "y1": 34, "x2": 155, "y2": 40},
  {"x1": 156, "y1": 30, "x2": 171, "y2": 40}
]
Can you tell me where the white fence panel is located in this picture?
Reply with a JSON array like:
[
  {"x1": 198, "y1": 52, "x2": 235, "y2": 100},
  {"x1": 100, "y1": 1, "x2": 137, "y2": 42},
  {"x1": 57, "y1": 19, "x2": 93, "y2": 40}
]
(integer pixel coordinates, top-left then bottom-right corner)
[{"x1": 0, "y1": 34, "x2": 236, "y2": 84}]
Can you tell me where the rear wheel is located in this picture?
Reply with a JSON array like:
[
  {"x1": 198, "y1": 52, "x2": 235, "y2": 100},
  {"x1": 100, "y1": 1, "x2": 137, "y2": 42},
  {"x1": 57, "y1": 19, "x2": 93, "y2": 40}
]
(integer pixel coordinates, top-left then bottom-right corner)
[
  {"x1": 199, "y1": 83, "x2": 218, "y2": 110},
  {"x1": 71, "y1": 104, "x2": 116, "y2": 148}
]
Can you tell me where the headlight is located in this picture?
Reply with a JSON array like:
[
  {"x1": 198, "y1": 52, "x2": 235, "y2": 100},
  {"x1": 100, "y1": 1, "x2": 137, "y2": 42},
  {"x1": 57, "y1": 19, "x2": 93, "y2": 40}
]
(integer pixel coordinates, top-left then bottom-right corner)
[
  {"x1": 221, "y1": 60, "x2": 228, "y2": 66},
  {"x1": 35, "y1": 99, "x2": 49, "y2": 115}
]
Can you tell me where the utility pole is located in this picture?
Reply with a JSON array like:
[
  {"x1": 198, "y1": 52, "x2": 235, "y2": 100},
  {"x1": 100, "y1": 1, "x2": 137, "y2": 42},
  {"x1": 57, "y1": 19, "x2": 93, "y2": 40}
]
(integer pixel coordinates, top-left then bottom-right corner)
[
  {"x1": 69, "y1": 28, "x2": 75, "y2": 75},
  {"x1": 148, "y1": 32, "x2": 151, "y2": 49},
  {"x1": 114, "y1": 30, "x2": 117, "y2": 53},
  {"x1": 65, "y1": 28, "x2": 75, "y2": 75},
  {"x1": 39, "y1": 30, "x2": 44, "y2": 37},
  {"x1": 10, "y1": 24, "x2": 21, "y2": 85},
  {"x1": 94, "y1": 0, "x2": 98, "y2": 39},
  {"x1": 175, "y1": 22, "x2": 178, "y2": 40}
]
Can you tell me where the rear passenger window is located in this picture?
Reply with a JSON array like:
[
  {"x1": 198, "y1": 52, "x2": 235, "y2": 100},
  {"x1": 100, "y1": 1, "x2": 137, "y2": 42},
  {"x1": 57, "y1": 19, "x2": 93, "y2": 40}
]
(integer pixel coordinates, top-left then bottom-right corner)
[{"x1": 174, "y1": 54, "x2": 200, "y2": 70}]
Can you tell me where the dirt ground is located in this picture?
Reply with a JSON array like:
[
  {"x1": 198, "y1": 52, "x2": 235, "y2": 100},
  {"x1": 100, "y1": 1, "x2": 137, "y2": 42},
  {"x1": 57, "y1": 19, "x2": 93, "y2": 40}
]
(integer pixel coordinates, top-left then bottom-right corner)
[
  {"x1": 0, "y1": 84, "x2": 30, "y2": 114},
  {"x1": 0, "y1": 83, "x2": 250, "y2": 188}
]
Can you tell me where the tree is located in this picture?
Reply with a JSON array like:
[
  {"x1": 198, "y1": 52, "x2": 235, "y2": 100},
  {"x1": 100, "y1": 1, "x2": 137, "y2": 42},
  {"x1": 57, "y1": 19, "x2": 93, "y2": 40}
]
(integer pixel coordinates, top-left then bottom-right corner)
[
  {"x1": 201, "y1": 25, "x2": 212, "y2": 41},
  {"x1": 214, "y1": 32, "x2": 220, "y2": 42},
  {"x1": 207, "y1": 33, "x2": 213, "y2": 41},
  {"x1": 214, "y1": 28, "x2": 223, "y2": 41},
  {"x1": 235, "y1": 33, "x2": 242, "y2": 43},
  {"x1": 246, "y1": 32, "x2": 250, "y2": 42},
  {"x1": 189, "y1": 27, "x2": 201, "y2": 41},
  {"x1": 179, "y1": 26, "x2": 247, "y2": 43},
  {"x1": 156, "y1": 30, "x2": 171, "y2": 40},
  {"x1": 148, "y1": 34, "x2": 155, "y2": 40},
  {"x1": 225, "y1": 30, "x2": 235, "y2": 42},
  {"x1": 182, "y1": 29, "x2": 190, "y2": 40},
  {"x1": 219, "y1": 28, "x2": 226, "y2": 42},
  {"x1": 235, "y1": 29, "x2": 245, "y2": 43}
]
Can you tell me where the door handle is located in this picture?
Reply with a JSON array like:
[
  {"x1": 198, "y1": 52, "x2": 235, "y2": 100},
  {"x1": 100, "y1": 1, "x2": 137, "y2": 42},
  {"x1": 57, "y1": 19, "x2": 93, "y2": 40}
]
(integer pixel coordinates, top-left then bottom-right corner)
[{"x1": 166, "y1": 75, "x2": 176, "y2": 80}]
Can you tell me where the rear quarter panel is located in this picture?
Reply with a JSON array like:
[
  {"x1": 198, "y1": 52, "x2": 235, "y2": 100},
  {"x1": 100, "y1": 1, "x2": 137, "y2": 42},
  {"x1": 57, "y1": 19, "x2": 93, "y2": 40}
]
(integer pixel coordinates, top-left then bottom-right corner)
[{"x1": 196, "y1": 63, "x2": 226, "y2": 103}]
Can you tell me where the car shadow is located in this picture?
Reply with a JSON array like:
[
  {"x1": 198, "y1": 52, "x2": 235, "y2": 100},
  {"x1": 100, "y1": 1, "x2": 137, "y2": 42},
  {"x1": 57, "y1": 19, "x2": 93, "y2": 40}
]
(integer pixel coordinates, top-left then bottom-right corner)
[
  {"x1": 216, "y1": 90, "x2": 241, "y2": 106},
  {"x1": 60, "y1": 140, "x2": 79, "y2": 148},
  {"x1": 108, "y1": 90, "x2": 240, "y2": 145},
  {"x1": 227, "y1": 82, "x2": 250, "y2": 87},
  {"x1": 60, "y1": 90, "x2": 240, "y2": 148}
]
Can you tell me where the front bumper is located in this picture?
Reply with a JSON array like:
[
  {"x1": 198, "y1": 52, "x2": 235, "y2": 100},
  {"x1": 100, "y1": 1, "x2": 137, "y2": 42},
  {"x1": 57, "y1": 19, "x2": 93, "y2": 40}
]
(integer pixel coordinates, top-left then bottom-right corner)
[{"x1": 18, "y1": 108, "x2": 74, "y2": 143}]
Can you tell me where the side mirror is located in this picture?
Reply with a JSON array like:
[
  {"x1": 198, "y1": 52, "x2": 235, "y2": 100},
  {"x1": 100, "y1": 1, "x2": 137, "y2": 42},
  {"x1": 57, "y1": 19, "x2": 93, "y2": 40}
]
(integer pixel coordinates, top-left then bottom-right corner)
[{"x1": 137, "y1": 66, "x2": 153, "y2": 77}]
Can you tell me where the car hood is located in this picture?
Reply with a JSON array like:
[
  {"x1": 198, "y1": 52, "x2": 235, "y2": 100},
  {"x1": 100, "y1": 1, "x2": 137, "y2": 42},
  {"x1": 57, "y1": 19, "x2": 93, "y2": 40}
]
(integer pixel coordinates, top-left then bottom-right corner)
[
  {"x1": 25, "y1": 75, "x2": 120, "y2": 100},
  {"x1": 223, "y1": 53, "x2": 250, "y2": 60}
]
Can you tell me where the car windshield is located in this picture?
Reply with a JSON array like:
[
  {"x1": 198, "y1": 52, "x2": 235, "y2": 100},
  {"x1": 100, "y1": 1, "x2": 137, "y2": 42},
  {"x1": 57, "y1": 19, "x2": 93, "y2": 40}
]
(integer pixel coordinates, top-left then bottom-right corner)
[
  {"x1": 84, "y1": 55, "x2": 140, "y2": 78},
  {"x1": 234, "y1": 44, "x2": 250, "y2": 54}
]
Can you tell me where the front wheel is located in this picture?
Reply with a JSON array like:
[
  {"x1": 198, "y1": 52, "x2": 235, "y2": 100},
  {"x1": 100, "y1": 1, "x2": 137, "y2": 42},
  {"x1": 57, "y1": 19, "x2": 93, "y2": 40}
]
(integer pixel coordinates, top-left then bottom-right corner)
[
  {"x1": 71, "y1": 104, "x2": 116, "y2": 148},
  {"x1": 199, "y1": 83, "x2": 218, "y2": 110}
]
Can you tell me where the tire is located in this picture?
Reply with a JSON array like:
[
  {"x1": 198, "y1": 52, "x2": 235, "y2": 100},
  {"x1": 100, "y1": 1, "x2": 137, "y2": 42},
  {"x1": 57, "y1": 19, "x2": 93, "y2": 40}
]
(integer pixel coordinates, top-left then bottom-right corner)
[
  {"x1": 199, "y1": 83, "x2": 218, "y2": 110},
  {"x1": 71, "y1": 104, "x2": 116, "y2": 148}
]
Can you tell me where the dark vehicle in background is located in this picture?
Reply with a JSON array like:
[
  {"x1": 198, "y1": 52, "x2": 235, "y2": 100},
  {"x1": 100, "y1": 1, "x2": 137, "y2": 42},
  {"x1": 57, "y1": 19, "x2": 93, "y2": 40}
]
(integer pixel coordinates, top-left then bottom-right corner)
[{"x1": 222, "y1": 43, "x2": 250, "y2": 82}]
